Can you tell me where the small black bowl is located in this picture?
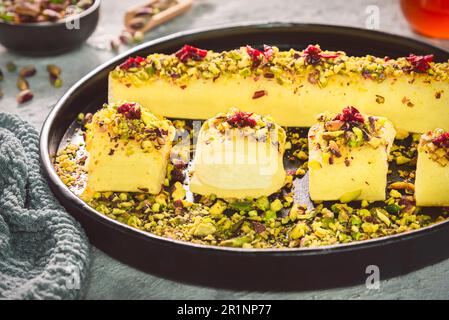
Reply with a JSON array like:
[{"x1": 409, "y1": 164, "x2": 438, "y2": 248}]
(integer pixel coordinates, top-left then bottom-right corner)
[{"x1": 0, "y1": 0, "x2": 101, "y2": 56}]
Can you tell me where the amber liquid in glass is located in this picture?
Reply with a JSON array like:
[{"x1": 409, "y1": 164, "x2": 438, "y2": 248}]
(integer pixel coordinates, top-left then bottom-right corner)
[{"x1": 401, "y1": 0, "x2": 449, "y2": 39}]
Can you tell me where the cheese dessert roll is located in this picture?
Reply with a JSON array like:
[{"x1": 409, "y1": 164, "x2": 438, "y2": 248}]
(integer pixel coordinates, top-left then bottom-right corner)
[
  {"x1": 83, "y1": 102, "x2": 175, "y2": 197},
  {"x1": 109, "y1": 45, "x2": 449, "y2": 133},
  {"x1": 415, "y1": 129, "x2": 449, "y2": 206},
  {"x1": 190, "y1": 108, "x2": 287, "y2": 199},
  {"x1": 308, "y1": 106, "x2": 396, "y2": 202}
]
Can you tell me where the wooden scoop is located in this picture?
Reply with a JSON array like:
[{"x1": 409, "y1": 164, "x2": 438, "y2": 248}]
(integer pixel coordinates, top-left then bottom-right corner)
[{"x1": 124, "y1": 0, "x2": 193, "y2": 33}]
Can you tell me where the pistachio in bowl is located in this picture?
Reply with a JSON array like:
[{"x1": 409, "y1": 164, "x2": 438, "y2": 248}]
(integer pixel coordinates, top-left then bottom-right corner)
[{"x1": 0, "y1": 0, "x2": 101, "y2": 55}]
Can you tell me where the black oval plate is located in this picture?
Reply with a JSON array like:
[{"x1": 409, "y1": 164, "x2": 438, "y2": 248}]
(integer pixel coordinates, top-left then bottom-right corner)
[{"x1": 40, "y1": 22, "x2": 449, "y2": 291}]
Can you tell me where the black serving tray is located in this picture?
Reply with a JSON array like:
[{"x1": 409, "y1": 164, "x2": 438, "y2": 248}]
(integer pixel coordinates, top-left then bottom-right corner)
[{"x1": 40, "y1": 22, "x2": 449, "y2": 291}]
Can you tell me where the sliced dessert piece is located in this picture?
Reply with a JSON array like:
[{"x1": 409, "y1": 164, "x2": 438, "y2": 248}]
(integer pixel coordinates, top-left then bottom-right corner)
[
  {"x1": 109, "y1": 45, "x2": 449, "y2": 132},
  {"x1": 83, "y1": 102, "x2": 175, "y2": 197},
  {"x1": 190, "y1": 108, "x2": 287, "y2": 199},
  {"x1": 415, "y1": 129, "x2": 449, "y2": 206},
  {"x1": 308, "y1": 106, "x2": 396, "y2": 201}
]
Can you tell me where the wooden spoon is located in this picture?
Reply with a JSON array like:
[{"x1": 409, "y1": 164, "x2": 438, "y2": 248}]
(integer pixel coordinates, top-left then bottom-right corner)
[{"x1": 124, "y1": 0, "x2": 193, "y2": 33}]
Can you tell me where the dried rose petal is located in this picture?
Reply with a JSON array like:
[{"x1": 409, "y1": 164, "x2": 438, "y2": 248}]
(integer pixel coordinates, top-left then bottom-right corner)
[
  {"x1": 406, "y1": 54, "x2": 433, "y2": 73},
  {"x1": 117, "y1": 102, "x2": 134, "y2": 113},
  {"x1": 303, "y1": 45, "x2": 339, "y2": 65},
  {"x1": 175, "y1": 45, "x2": 207, "y2": 63},
  {"x1": 252, "y1": 90, "x2": 267, "y2": 99},
  {"x1": 119, "y1": 56, "x2": 146, "y2": 70},
  {"x1": 246, "y1": 46, "x2": 263, "y2": 61},
  {"x1": 16, "y1": 89, "x2": 33, "y2": 104},
  {"x1": 432, "y1": 132, "x2": 449, "y2": 148},
  {"x1": 333, "y1": 106, "x2": 364, "y2": 123},
  {"x1": 227, "y1": 111, "x2": 257, "y2": 128},
  {"x1": 246, "y1": 45, "x2": 273, "y2": 65},
  {"x1": 117, "y1": 103, "x2": 141, "y2": 120},
  {"x1": 19, "y1": 65, "x2": 36, "y2": 78}
]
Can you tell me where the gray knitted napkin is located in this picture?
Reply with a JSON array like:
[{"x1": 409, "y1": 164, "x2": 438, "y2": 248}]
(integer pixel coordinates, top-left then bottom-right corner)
[{"x1": 0, "y1": 113, "x2": 90, "y2": 299}]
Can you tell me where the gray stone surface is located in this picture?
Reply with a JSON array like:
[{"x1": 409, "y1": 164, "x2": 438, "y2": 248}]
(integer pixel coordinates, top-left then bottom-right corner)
[{"x1": 1, "y1": 0, "x2": 449, "y2": 299}]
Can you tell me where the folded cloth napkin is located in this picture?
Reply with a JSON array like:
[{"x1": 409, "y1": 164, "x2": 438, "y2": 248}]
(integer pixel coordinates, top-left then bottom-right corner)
[{"x1": 0, "y1": 113, "x2": 90, "y2": 300}]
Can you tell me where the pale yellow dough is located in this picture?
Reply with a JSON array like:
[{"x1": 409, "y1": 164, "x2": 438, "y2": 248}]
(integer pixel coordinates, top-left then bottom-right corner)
[
  {"x1": 109, "y1": 73, "x2": 449, "y2": 133},
  {"x1": 190, "y1": 110, "x2": 286, "y2": 199},
  {"x1": 83, "y1": 105, "x2": 175, "y2": 197},
  {"x1": 415, "y1": 134, "x2": 449, "y2": 206},
  {"x1": 308, "y1": 116, "x2": 396, "y2": 201}
]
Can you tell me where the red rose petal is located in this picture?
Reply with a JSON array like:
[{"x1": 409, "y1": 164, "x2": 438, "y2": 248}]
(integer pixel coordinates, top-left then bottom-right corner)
[
  {"x1": 432, "y1": 132, "x2": 449, "y2": 148},
  {"x1": 406, "y1": 54, "x2": 433, "y2": 73},
  {"x1": 303, "y1": 45, "x2": 339, "y2": 65},
  {"x1": 333, "y1": 106, "x2": 364, "y2": 123},
  {"x1": 117, "y1": 103, "x2": 141, "y2": 120},
  {"x1": 175, "y1": 45, "x2": 207, "y2": 63},
  {"x1": 119, "y1": 56, "x2": 146, "y2": 70},
  {"x1": 227, "y1": 111, "x2": 257, "y2": 128}
]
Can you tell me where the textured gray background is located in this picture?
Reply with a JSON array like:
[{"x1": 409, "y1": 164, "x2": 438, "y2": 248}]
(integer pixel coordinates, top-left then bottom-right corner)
[{"x1": 1, "y1": 0, "x2": 449, "y2": 299}]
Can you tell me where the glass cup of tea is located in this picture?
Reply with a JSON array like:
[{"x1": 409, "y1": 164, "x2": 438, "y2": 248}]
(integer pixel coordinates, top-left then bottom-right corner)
[{"x1": 401, "y1": 0, "x2": 449, "y2": 39}]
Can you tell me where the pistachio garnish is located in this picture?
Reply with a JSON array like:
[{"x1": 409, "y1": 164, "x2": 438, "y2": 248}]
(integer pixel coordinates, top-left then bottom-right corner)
[
  {"x1": 133, "y1": 31, "x2": 144, "y2": 43},
  {"x1": 17, "y1": 76, "x2": 29, "y2": 91},
  {"x1": 50, "y1": 77, "x2": 63, "y2": 88},
  {"x1": 16, "y1": 90, "x2": 33, "y2": 104},
  {"x1": 6, "y1": 61, "x2": 17, "y2": 73},
  {"x1": 110, "y1": 39, "x2": 120, "y2": 53},
  {"x1": 19, "y1": 65, "x2": 36, "y2": 78},
  {"x1": 119, "y1": 30, "x2": 133, "y2": 44},
  {"x1": 47, "y1": 64, "x2": 62, "y2": 88},
  {"x1": 42, "y1": 9, "x2": 61, "y2": 21},
  {"x1": 14, "y1": 1, "x2": 40, "y2": 17},
  {"x1": 77, "y1": 0, "x2": 94, "y2": 10},
  {"x1": 47, "y1": 64, "x2": 61, "y2": 78},
  {"x1": 328, "y1": 140, "x2": 342, "y2": 157},
  {"x1": 324, "y1": 120, "x2": 344, "y2": 131}
]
